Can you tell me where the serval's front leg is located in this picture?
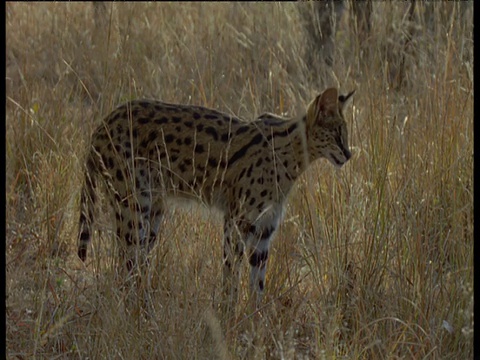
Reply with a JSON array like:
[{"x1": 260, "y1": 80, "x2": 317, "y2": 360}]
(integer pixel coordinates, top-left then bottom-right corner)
[{"x1": 246, "y1": 222, "x2": 278, "y2": 308}]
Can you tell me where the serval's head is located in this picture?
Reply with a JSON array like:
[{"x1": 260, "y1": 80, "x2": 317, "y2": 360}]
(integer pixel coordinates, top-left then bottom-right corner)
[{"x1": 305, "y1": 88, "x2": 355, "y2": 168}]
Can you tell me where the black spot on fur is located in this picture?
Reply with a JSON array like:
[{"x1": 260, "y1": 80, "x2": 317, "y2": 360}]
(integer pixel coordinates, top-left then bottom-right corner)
[
  {"x1": 235, "y1": 126, "x2": 249, "y2": 136},
  {"x1": 125, "y1": 232, "x2": 133, "y2": 245},
  {"x1": 258, "y1": 280, "x2": 264, "y2": 291},
  {"x1": 164, "y1": 134, "x2": 175, "y2": 143},
  {"x1": 249, "y1": 251, "x2": 268, "y2": 267},
  {"x1": 78, "y1": 246, "x2": 87, "y2": 261},
  {"x1": 116, "y1": 169, "x2": 124, "y2": 181},
  {"x1": 155, "y1": 117, "x2": 169, "y2": 125},
  {"x1": 194, "y1": 144, "x2": 205, "y2": 154},
  {"x1": 138, "y1": 101, "x2": 151, "y2": 109},
  {"x1": 106, "y1": 157, "x2": 114, "y2": 169},
  {"x1": 260, "y1": 226, "x2": 274, "y2": 240},
  {"x1": 228, "y1": 133, "x2": 263, "y2": 166},
  {"x1": 246, "y1": 164, "x2": 254, "y2": 178},
  {"x1": 266, "y1": 123, "x2": 298, "y2": 140},
  {"x1": 130, "y1": 107, "x2": 140, "y2": 119},
  {"x1": 221, "y1": 133, "x2": 230, "y2": 142},
  {"x1": 205, "y1": 126, "x2": 219, "y2": 141},
  {"x1": 238, "y1": 168, "x2": 246, "y2": 180}
]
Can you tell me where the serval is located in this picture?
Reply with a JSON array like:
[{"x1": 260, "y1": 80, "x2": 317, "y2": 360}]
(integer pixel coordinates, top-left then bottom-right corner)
[{"x1": 77, "y1": 87, "x2": 354, "y2": 309}]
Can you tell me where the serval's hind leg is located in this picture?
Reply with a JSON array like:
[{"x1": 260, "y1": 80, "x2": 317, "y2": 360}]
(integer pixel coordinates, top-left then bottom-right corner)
[
  {"x1": 246, "y1": 223, "x2": 277, "y2": 309},
  {"x1": 113, "y1": 189, "x2": 163, "y2": 318},
  {"x1": 221, "y1": 218, "x2": 245, "y2": 319}
]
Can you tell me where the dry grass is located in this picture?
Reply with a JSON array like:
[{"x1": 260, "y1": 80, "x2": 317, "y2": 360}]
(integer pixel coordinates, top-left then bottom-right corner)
[{"x1": 6, "y1": 2, "x2": 473, "y2": 359}]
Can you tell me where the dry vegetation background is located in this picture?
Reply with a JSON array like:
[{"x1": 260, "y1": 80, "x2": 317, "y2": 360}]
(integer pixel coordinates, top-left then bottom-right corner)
[{"x1": 6, "y1": 2, "x2": 473, "y2": 359}]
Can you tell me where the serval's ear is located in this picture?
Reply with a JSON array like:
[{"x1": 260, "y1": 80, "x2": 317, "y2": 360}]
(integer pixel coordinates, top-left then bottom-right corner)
[
  {"x1": 338, "y1": 90, "x2": 355, "y2": 112},
  {"x1": 306, "y1": 88, "x2": 338, "y2": 127}
]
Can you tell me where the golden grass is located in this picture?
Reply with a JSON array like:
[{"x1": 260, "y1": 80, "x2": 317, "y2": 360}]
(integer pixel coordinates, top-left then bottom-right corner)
[{"x1": 6, "y1": 2, "x2": 473, "y2": 358}]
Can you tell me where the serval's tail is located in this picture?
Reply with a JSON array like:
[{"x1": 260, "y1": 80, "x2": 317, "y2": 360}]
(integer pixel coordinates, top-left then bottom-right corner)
[{"x1": 77, "y1": 151, "x2": 99, "y2": 262}]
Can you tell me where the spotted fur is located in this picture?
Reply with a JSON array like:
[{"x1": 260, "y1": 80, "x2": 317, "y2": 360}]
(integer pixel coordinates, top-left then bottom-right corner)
[{"x1": 78, "y1": 87, "x2": 354, "y2": 306}]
